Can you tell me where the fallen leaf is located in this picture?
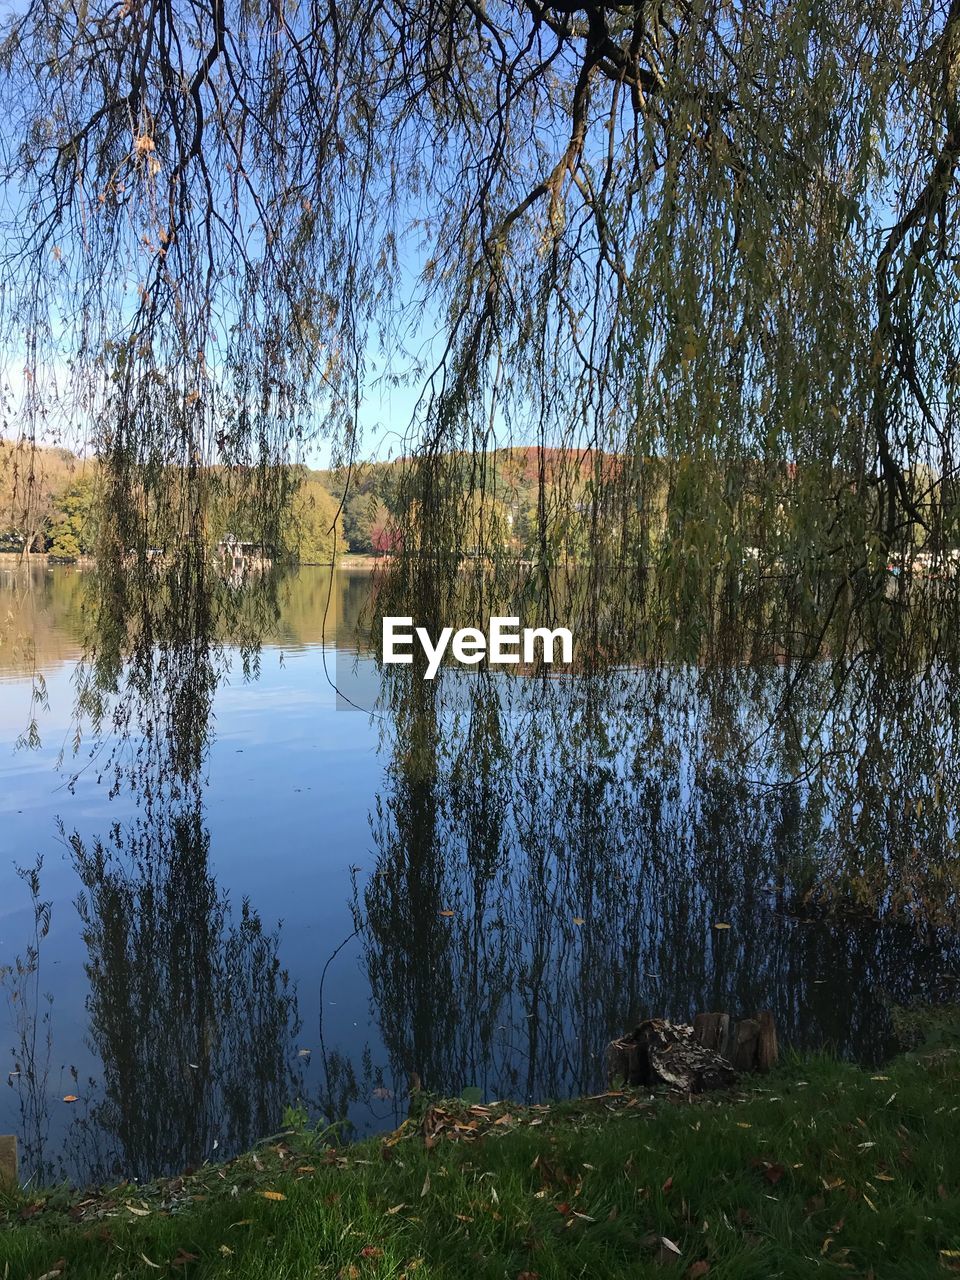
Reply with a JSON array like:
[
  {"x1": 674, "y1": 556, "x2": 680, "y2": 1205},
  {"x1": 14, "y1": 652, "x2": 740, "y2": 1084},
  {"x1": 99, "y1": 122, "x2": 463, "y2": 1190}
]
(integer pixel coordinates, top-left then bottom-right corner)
[
  {"x1": 360, "y1": 1246, "x2": 383, "y2": 1260},
  {"x1": 420, "y1": 1171, "x2": 430, "y2": 1197},
  {"x1": 387, "y1": 1204, "x2": 407, "y2": 1214},
  {"x1": 572, "y1": 917, "x2": 586, "y2": 926},
  {"x1": 661, "y1": 1176, "x2": 674, "y2": 1192},
  {"x1": 262, "y1": 1190, "x2": 286, "y2": 1201},
  {"x1": 713, "y1": 922, "x2": 731, "y2": 930},
  {"x1": 219, "y1": 1245, "x2": 234, "y2": 1257},
  {"x1": 35, "y1": 1263, "x2": 66, "y2": 1280},
  {"x1": 125, "y1": 1203, "x2": 150, "y2": 1216},
  {"x1": 657, "y1": 1236, "x2": 682, "y2": 1263},
  {"x1": 62, "y1": 1095, "x2": 78, "y2": 1103},
  {"x1": 438, "y1": 910, "x2": 455, "y2": 918},
  {"x1": 687, "y1": 1264, "x2": 711, "y2": 1279},
  {"x1": 139, "y1": 1256, "x2": 161, "y2": 1271},
  {"x1": 172, "y1": 1251, "x2": 198, "y2": 1266},
  {"x1": 764, "y1": 1163, "x2": 786, "y2": 1186}
]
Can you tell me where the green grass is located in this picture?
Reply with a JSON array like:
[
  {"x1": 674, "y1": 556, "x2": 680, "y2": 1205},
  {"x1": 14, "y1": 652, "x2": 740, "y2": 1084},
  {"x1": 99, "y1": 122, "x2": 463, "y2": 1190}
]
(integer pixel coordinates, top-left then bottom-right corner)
[{"x1": 3, "y1": 1052, "x2": 960, "y2": 1279}]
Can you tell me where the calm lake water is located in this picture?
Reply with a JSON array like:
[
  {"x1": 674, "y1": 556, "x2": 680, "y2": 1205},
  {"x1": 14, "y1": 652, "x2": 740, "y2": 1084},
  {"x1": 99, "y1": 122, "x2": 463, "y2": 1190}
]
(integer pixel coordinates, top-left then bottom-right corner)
[{"x1": 1, "y1": 563, "x2": 958, "y2": 1187}]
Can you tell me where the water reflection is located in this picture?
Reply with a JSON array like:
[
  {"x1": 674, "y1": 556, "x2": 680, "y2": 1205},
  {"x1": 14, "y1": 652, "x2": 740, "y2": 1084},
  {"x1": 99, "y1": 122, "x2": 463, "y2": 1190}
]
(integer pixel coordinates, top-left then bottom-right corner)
[
  {"x1": 6, "y1": 797, "x2": 302, "y2": 1186},
  {"x1": 2, "y1": 566, "x2": 960, "y2": 1187},
  {"x1": 354, "y1": 662, "x2": 960, "y2": 1110},
  {"x1": 0, "y1": 560, "x2": 370, "y2": 680},
  {"x1": 67, "y1": 799, "x2": 300, "y2": 1183},
  {"x1": 2, "y1": 555, "x2": 304, "y2": 1184}
]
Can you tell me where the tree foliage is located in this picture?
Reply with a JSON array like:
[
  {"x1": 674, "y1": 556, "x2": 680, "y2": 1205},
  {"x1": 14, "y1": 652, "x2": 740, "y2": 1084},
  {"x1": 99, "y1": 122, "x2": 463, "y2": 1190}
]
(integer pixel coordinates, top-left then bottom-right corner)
[
  {"x1": 290, "y1": 473, "x2": 340, "y2": 564},
  {"x1": 4, "y1": 0, "x2": 960, "y2": 748},
  {"x1": 46, "y1": 473, "x2": 97, "y2": 557},
  {"x1": 0, "y1": 441, "x2": 86, "y2": 553}
]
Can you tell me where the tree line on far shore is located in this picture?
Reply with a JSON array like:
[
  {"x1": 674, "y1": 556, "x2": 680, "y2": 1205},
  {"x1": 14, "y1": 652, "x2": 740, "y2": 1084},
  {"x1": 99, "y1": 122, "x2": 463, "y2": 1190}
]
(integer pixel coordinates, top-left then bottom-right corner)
[
  {"x1": 0, "y1": 441, "x2": 345, "y2": 563},
  {"x1": 0, "y1": 442, "x2": 642, "y2": 565},
  {"x1": 4, "y1": 439, "x2": 956, "y2": 571}
]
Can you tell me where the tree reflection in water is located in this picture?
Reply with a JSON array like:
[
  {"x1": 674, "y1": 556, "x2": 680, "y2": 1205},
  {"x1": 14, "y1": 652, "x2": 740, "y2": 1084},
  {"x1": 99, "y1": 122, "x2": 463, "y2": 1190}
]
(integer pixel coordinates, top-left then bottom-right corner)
[
  {"x1": 3, "y1": 557, "x2": 307, "y2": 1186},
  {"x1": 65, "y1": 799, "x2": 301, "y2": 1184},
  {"x1": 5, "y1": 567, "x2": 960, "y2": 1181},
  {"x1": 353, "y1": 658, "x2": 960, "y2": 1112}
]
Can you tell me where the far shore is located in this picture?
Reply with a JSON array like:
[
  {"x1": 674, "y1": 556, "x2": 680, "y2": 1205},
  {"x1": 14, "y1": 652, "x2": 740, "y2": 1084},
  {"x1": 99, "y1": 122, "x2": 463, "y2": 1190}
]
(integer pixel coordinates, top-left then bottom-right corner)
[{"x1": 0, "y1": 551, "x2": 381, "y2": 570}]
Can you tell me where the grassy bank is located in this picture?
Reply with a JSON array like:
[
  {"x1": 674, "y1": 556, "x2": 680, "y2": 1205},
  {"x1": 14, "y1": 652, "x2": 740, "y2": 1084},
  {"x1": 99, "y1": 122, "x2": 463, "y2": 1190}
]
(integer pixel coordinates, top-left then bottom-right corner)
[{"x1": 2, "y1": 1052, "x2": 960, "y2": 1279}]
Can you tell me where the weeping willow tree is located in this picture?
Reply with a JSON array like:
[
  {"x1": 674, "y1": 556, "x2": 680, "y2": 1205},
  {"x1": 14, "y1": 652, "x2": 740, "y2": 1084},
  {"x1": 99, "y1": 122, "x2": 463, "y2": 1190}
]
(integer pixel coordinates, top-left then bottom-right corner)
[{"x1": 2, "y1": 0, "x2": 960, "y2": 722}]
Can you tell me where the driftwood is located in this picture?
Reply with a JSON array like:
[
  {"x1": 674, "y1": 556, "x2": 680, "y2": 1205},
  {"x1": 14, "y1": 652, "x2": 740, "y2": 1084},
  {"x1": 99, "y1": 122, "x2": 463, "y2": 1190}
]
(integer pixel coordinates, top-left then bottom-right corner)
[
  {"x1": 0, "y1": 1135, "x2": 17, "y2": 1187},
  {"x1": 606, "y1": 1010, "x2": 778, "y2": 1093}
]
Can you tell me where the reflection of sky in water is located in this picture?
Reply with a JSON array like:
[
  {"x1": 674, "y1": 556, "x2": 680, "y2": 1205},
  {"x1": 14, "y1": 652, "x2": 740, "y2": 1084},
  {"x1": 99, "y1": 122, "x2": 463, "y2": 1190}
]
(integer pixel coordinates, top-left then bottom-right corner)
[
  {"x1": 0, "y1": 630, "x2": 384, "y2": 1182},
  {"x1": 1, "y1": 567, "x2": 959, "y2": 1186}
]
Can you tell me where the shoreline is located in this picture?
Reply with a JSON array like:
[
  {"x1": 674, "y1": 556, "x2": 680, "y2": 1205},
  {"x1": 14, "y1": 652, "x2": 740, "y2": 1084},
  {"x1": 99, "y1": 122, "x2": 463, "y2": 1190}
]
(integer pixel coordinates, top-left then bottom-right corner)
[
  {"x1": 0, "y1": 552, "x2": 380, "y2": 570},
  {"x1": 3, "y1": 1049, "x2": 960, "y2": 1276}
]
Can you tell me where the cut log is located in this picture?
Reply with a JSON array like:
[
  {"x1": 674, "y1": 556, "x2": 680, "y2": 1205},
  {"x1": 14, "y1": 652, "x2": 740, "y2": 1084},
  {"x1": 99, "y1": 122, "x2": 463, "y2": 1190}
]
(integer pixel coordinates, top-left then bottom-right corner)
[
  {"x1": 732, "y1": 1017, "x2": 760, "y2": 1070},
  {"x1": 0, "y1": 1135, "x2": 17, "y2": 1187},
  {"x1": 608, "y1": 1010, "x2": 779, "y2": 1091},
  {"x1": 606, "y1": 1019, "x2": 739, "y2": 1093},
  {"x1": 692, "y1": 1012, "x2": 731, "y2": 1058},
  {"x1": 757, "y1": 1010, "x2": 779, "y2": 1071},
  {"x1": 693, "y1": 1009, "x2": 779, "y2": 1072}
]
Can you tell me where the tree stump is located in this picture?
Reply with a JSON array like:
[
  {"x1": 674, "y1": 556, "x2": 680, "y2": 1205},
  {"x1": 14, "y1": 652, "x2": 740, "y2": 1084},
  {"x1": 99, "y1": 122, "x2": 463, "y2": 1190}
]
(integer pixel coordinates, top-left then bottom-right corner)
[
  {"x1": 606, "y1": 1019, "x2": 739, "y2": 1093},
  {"x1": 607, "y1": 1010, "x2": 779, "y2": 1092},
  {"x1": 692, "y1": 1012, "x2": 731, "y2": 1057},
  {"x1": 694, "y1": 1009, "x2": 778, "y2": 1072},
  {"x1": 0, "y1": 1135, "x2": 17, "y2": 1188},
  {"x1": 757, "y1": 1010, "x2": 779, "y2": 1071}
]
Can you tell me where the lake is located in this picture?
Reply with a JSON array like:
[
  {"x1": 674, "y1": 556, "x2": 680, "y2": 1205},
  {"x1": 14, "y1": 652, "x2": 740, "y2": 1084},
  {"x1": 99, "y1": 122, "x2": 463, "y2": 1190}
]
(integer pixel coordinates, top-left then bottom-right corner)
[{"x1": 1, "y1": 563, "x2": 958, "y2": 1187}]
